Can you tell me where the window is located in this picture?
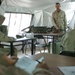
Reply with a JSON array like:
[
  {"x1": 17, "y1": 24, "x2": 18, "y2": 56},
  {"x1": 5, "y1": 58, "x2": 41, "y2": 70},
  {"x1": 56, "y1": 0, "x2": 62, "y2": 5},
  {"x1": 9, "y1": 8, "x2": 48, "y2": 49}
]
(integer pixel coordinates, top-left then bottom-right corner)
[{"x1": 3, "y1": 13, "x2": 33, "y2": 38}]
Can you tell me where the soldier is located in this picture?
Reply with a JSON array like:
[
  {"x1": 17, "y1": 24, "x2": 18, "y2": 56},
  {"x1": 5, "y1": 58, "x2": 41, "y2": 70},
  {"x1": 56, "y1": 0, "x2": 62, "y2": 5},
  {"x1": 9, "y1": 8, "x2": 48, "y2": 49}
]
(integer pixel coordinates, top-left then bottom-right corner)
[{"x1": 52, "y1": 2, "x2": 67, "y2": 32}]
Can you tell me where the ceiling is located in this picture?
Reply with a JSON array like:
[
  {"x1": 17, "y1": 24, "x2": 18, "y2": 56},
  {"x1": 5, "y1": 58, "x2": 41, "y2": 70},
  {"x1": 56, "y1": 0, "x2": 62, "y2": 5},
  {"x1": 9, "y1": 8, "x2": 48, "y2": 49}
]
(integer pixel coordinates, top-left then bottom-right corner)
[{"x1": 2, "y1": 0, "x2": 71, "y2": 9}]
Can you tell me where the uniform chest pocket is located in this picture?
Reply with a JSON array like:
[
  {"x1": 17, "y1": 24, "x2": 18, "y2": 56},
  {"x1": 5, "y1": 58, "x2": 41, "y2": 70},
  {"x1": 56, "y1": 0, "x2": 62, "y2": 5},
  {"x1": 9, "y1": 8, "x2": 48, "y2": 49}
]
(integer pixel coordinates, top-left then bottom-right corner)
[
  {"x1": 61, "y1": 16, "x2": 64, "y2": 18},
  {"x1": 60, "y1": 16, "x2": 64, "y2": 21}
]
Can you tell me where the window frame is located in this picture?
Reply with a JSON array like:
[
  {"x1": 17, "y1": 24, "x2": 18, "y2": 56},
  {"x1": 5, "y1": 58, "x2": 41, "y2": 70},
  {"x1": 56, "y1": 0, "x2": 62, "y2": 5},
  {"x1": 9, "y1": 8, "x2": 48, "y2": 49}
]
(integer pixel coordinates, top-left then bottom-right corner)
[{"x1": 3, "y1": 12, "x2": 34, "y2": 38}]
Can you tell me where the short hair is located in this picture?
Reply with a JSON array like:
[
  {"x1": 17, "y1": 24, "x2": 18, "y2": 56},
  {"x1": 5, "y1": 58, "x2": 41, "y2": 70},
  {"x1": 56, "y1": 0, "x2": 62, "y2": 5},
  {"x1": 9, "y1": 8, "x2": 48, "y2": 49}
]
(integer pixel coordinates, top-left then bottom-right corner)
[{"x1": 56, "y1": 2, "x2": 60, "y2": 5}]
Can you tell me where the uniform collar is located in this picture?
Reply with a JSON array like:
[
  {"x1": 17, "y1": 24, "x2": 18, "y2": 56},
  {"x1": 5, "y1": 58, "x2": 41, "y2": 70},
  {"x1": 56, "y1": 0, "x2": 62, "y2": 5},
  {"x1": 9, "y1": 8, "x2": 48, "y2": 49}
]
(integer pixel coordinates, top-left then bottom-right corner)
[{"x1": 56, "y1": 9, "x2": 61, "y2": 13}]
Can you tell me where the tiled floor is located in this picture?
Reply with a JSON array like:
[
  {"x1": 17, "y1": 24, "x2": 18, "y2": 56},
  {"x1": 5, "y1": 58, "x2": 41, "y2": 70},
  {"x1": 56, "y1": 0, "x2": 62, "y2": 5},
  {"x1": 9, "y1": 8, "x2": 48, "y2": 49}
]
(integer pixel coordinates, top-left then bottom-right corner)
[
  {"x1": 17, "y1": 48, "x2": 50, "y2": 58},
  {"x1": 16, "y1": 42, "x2": 52, "y2": 58}
]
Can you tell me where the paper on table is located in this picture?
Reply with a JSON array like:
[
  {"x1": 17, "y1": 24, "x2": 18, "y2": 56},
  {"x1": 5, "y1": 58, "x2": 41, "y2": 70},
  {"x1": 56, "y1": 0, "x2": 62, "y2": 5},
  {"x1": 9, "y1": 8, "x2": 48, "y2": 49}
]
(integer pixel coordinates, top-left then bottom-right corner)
[
  {"x1": 58, "y1": 66, "x2": 75, "y2": 75},
  {"x1": 15, "y1": 56, "x2": 44, "y2": 74}
]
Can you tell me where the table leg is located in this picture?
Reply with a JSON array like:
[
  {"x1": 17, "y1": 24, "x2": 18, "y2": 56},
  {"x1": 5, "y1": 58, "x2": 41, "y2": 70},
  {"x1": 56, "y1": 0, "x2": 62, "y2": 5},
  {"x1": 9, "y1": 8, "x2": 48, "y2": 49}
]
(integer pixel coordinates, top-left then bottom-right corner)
[
  {"x1": 10, "y1": 42, "x2": 14, "y2": 56},
  {"x1": 21, "y1": 41, "x2": 25, "y2": 53},
  {"x1": 31, "y1": 39, "x2": 35, "y2": 55},
  {"x1": 52, "y1": 36, "x2": 56, "y2": 54}
]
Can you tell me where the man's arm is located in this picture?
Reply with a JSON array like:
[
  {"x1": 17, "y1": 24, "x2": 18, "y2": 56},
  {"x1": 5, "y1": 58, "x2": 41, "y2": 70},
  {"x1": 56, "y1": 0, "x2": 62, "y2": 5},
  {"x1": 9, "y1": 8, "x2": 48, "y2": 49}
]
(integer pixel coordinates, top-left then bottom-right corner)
[
  {"x1": 52, "y1": 13, "x2": 59, "y2": 29},
  {"x1": 2, "y1": 54, "x2": 18, "y2": 65},
  {"x1": 33, "y1": 62, "x2": 52, "y2": 75},
  {"x1": 64, "y1": 13, "x2": 67, "y2": 31}
]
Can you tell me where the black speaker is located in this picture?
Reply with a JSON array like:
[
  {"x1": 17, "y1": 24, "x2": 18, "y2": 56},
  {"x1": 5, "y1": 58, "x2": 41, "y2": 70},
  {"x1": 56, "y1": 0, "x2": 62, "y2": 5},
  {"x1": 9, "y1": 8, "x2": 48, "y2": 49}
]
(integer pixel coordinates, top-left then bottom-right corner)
[{"x1": 0, "y1": 0, "x2": 2, "y2": 5}]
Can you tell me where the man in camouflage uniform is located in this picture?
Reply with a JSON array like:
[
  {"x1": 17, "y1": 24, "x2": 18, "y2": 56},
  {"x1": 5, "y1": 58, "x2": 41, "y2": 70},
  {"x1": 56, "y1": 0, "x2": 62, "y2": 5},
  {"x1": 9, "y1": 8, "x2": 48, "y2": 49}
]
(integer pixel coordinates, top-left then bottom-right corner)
[
  {"x1": 0, "y1": 15, "x2": 17, "y2": 56},
  {"x1": 52, "y1": 2, "x2": 67, "y2": 32}
]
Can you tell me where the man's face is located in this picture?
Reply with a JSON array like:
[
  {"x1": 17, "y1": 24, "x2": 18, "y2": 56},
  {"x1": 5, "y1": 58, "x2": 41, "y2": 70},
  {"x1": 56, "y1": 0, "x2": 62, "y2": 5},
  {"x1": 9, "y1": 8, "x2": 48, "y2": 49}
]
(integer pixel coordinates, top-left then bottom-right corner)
[{"x1": 55, "y1": 4, "x2": 60, "y2": 10}]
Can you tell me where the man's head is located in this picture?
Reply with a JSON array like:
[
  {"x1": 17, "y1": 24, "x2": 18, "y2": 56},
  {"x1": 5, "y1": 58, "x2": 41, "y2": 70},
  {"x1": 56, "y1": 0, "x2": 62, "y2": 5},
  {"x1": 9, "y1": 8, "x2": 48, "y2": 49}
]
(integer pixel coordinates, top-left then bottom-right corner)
[{"x1": 55, "y1": 2, "x2": 61, "y2": 11}]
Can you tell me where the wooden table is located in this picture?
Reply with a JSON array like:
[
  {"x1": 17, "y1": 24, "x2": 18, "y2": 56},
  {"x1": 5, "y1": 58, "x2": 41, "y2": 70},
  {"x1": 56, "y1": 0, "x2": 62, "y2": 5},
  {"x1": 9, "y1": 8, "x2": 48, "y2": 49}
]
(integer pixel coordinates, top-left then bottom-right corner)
[
  {"x1": 30, "y1": 53, "x2": 75, "y2": 75},
  {"x1": 34, "y1": 32, "x2": 64, "y2": 54}
]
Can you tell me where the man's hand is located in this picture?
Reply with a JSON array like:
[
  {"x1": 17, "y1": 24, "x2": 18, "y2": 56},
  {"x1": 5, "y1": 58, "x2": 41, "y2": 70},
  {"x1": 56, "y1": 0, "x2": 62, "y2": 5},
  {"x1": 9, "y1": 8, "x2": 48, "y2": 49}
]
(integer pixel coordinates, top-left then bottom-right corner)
[
  {"x1": 53, "y1": 29, "x2": 60, "y2": 33},
  {"x1": 36, "y1": 62, "x2": 49, "y2": 70},
  {"x1": 11, "y1": 56, "x2": 19, "y2": 60}
]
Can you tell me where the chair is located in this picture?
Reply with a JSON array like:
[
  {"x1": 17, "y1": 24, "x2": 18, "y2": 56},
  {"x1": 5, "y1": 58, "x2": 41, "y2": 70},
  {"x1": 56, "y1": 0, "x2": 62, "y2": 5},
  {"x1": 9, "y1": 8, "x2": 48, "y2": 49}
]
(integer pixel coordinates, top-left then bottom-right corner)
[
  {"x1": 19, "y1": 26, "x2": 34, "y2": 54},
  {"x1": 20, "y1": 35, "x2": 51, "y2": 54},
  {"x1": 16, "y1": 34, "x2": 31, "y2": 54},
  {"x1": 21, "y1": 40, "x2": 31, "y2": 54},
  {"x1": 34, "y1": 35, "x2": 50, "y2": 53}
]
